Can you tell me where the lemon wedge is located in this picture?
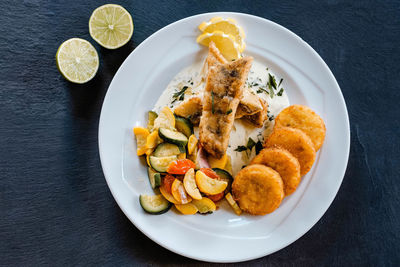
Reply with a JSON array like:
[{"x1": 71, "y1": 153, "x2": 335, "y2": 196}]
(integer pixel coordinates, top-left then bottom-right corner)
[
  {"x1": 199, "y1": 17, "x2": 245, "y2": 52},
  {"x1": 196, "y1": 31, "x2": 241, "y2": 61},
  {"x1": 89, "y1": 4, "x2": 133, "y2": 49},
  {"x1": 56, "y1": 38, "x2": 99, "y2": 84}
]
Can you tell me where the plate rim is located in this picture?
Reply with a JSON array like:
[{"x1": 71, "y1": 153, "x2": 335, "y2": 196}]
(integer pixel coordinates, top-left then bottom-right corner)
[{"x1": 98, "y1": 11, "x2": 350, "y2": 263}]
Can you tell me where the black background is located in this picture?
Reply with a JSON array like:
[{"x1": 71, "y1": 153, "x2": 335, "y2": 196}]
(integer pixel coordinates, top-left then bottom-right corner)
[{"x1": 1, "y1": 0, "x2": 399, "y2": 266}]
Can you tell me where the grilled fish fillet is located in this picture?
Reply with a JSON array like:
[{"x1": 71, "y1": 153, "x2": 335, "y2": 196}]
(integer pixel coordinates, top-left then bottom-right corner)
[
  {"x1": 199, "y1": 56, "x2": 253, "y2": 158},
  {"x1": 207, "y1": 42, "x2": 266, "y2": 127},
  {"x1": 235, "y1": 86, "x2": 263, "y2": 118},
  {"x1": 207, "y1": 42, "x2": 229, "y2": 68},
  {"x1": 173, "y1": 96, "x2": 203, "y2": 125},
  {"x1": 243, "y1": 97, "x2": 268, "y2": 127}
]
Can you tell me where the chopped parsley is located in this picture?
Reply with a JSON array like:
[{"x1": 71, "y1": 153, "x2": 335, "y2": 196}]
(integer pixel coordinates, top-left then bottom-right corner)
[
  {"x1": 255, "y1": 141, "x2": 263, "y2": 154},
  {"x1": 172, "y1": 86, "x2": 188, "y2": 103},
  {"x1": 235, "y1": 138, "x2": 257, "y2": 156},
  {"x1": 278, "y1": 78, "x2": 283, "y2": 87},
  {"x1": 226, "y1": 109, "x2": 232, "y2": 115},
  {"x1": 268, "y1": 82, "x2": 275, "y2": 99},
  {"x1": 256, "y1": 87, "x2": 269, "y2": 94},
  {"x1": 268, "y1": 74, "x2": 277, "y2": 89},
  {"x1": 277, "y1": 88, "x2": 284, "y2": 96},
  {"x1": 268, "y1": 115, "x2": 275, "y2": 121},
  {"x1": 246, "y1": 137, "x2": 256, "y2": 150},
  {"x1": 234, "y1": 146, "x2": 247, "y2": 152},
  {"x1": 247, "y1": 81, "x2": 259, "y2": 88}
]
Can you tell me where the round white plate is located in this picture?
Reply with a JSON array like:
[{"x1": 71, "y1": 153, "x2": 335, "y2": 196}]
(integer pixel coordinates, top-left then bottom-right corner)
[{"x1": 99, "y1": 12, "x2": 350, "y2": 263}]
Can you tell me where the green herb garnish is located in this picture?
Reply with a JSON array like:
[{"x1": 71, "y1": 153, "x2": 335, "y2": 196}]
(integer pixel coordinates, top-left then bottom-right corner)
[
  {"x1": 255, "y1": 141, "x2": 263, "y2": 154},
  {"x1": 269, "y1": 82, "x2": 275, "y2": 99},
  {"x1": 226, "y1": 109, "x2": 232, "y2": 115},
  {"x1": 172, "y1": 86, "x2": 188, "y2": 103},
  {"x1": 278, "y1": 78, "x2": 283, "y2": 87},
  {"x1": 248, "y1": 82, "x2": 259, "y2": 88},
  {"x1": 268, "y1": 115, "x2": 275, "y2": 121},
  {"x1": 268, "y1": 74, "x2": 277, "y2": 89},
  {"x1": 234, "y1": 146, "x2": 247, "y2": 152},
  {"x1": 277, "y1": 88, "x2": 284, "y2": 96},
  {"x1": 256, "y1": 87, "x2": 269, "y2": 94},
  {"x1": 246, "y1": 137, "x2": 256, "y2": 150}
]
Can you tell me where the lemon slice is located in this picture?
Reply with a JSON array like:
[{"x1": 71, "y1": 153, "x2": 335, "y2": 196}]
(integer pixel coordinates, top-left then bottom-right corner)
[
  {"x1": 196, "y1": 31, "x2": 241, "y2": 61},
  {"x1": 56, "y1": 38, "x2": 99, "y2": 84},
  {"x1": 89, "y1": 4, "x2": 133, "y2": 49},
  {"x1": 199, "y1": 17, "x2": 246, "y2": 52}
]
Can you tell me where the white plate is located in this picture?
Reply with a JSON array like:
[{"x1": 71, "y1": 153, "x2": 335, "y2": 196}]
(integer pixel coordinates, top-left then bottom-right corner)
[{"x1": 99, "y1": 12, "x2": 350, "y2": 263}]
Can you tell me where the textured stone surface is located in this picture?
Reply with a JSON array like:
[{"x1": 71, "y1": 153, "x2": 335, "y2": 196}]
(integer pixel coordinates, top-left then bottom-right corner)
[{"x1": 0, "y1": 0, "x2": 399, "y2": 266}]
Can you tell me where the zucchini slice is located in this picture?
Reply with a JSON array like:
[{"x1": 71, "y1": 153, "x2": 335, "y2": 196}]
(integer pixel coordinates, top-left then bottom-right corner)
[
  {"x1": 153, "y1": 143, "x2": 181, "y2": 157},
  {"x1": 147, "y1": 167, "x2": 162, "y2": 188},
  {"x1": 175, "y1": 116, "x2": 193, "y2": 138},
  {"x1": 158, "y1": 128, "x2": 188, "y2": 147},
  {"x1": 147, "y1": 111, "x2": 158, "y2": 131},
  {"x1": 213, "y1": 168, "x2": 234, "y2": 194},
  {"x1": 149, "y1": 155, "x2": 177, "y2": 172},
  {"x1": 139, "y1": 194, "x2": 171, "y2": 214}
]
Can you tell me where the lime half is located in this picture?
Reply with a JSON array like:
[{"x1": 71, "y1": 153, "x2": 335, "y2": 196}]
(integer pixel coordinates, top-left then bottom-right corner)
[
  {"x1": 56, "y1": 38, "x2": 99, "y2": 84},
  {"x1": 89, "y1": 4, "x2": 134, "y2": 49}
]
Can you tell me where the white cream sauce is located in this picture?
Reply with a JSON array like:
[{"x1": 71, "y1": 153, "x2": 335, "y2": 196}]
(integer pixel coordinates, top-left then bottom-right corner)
[{"x1": 154, "y1": 60, "x2": 289, "y2": 176}]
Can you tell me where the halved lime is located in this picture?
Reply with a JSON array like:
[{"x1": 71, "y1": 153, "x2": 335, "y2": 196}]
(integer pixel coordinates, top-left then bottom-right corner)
[
  {"x1": 89, "y1": 4, "x2": 134, "y2": 49},
  {"x1": 56, "y1": 38, "x2": 99, "y2": 84}
]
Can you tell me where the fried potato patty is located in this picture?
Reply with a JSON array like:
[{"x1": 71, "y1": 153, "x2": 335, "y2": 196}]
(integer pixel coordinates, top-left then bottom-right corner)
[
  {"x1": 264, "y1": 127, "x2": 316, "y2": 176},
  {"x1": 251, "y1": 147, "x2": 301, "y2": 195},
  {"x1": 275, "y1": 105, "x2": 326, "y2": 151},
  {"x1": 232, "y1": 164, "x2": 284, "y2": 215}
]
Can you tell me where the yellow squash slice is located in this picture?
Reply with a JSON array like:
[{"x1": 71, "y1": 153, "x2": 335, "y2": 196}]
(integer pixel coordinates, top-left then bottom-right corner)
[
  {"x1": 159, "y1": 186, "x2": 179, "y2": 204},
  {"x1": 187, "y1": 134, "x2": 198, "y2": 155},
  {"x1": 145, "y1": 130, "x2": 162, "y2": 155},
  {"x1": 183, "y1": 168, "x2": 202, "y2": 200},
  {"x1": 195, "y1": 170, "x2": 227, "y2": 195},
  {"x1": 153, "y1": 106, "x2": 175, "y2": 130},
  {"x1": 171, "y1": 179, "x2": 192, "y2": 204},
  {"x1": 208, "y1": 154, "x2": 228, "y2": 169},
  {"x1": 191, "y1": 197, "x2": 216, "y2": 214},
  {"x1": 225, "y1": 193, "x2": 242, "y2": 215},
  {"x1": 133, "y1": 127, "x2": 150, "y2": 156},
  {"x1": 175, "y1": 203, "x2": 198, "y2": 215}
]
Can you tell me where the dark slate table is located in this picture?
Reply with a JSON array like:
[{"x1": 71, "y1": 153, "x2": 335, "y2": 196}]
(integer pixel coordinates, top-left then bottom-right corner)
[{"x1": 1, "y1": 0, "x2": 399, "y2": 266}]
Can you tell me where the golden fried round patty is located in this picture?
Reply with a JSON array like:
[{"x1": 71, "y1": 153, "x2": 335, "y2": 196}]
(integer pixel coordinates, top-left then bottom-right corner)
[
  {"x1": 232, "y1": 164, "x2": 284, "y2": 215},
  {"x1": 275, "y1": 105, "x2": 326, "y2": 151},
  {"x1": 251, "y1": 147, "x2": 301, "y2": 195},
  {"x1": 264, "y1": 127, "x2": 316, "y2": 176}
]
